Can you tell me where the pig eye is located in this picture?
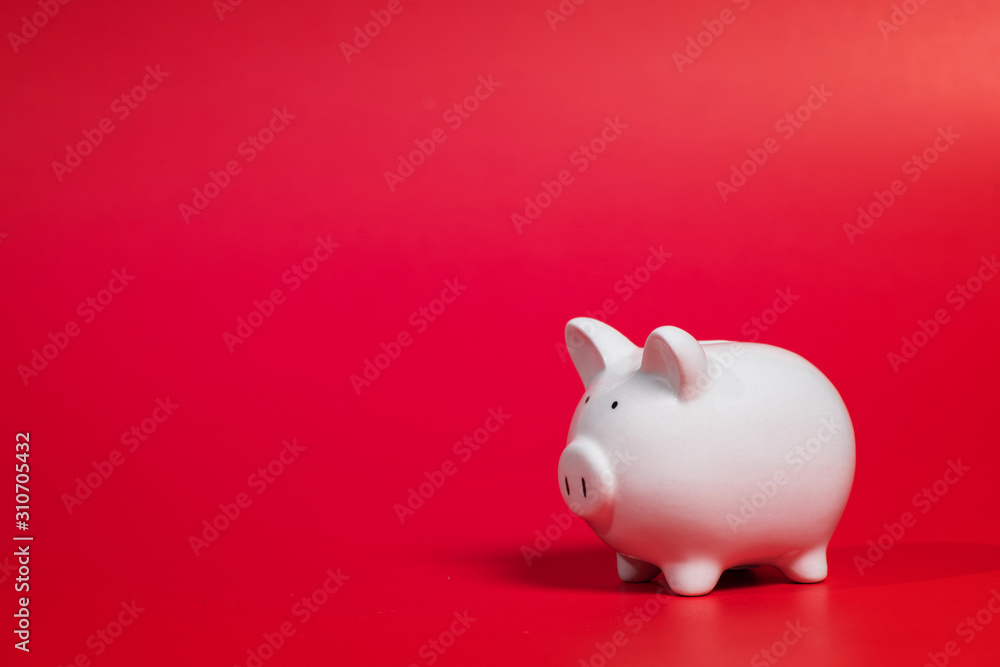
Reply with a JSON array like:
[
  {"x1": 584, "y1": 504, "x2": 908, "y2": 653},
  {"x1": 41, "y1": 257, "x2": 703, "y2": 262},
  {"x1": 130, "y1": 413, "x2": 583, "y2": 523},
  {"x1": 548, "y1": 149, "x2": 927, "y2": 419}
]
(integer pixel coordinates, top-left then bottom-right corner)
[
  {"x1": 611, "y1": 401, "x2": 618, "y2": 409},
  {"x1": 585, "y1": 396, "x2": 589, "y2": 403}
]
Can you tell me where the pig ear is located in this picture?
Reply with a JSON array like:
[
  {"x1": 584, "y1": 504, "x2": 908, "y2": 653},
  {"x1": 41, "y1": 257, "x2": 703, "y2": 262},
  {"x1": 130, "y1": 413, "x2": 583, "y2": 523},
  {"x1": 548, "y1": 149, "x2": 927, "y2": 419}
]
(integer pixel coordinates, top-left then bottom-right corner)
[
  {"x1": 640, "y1": 326, "x2": 707, "y2": 400},
  {"x1": 565, "y1": 318, "x2": 637, "y2": 387}
]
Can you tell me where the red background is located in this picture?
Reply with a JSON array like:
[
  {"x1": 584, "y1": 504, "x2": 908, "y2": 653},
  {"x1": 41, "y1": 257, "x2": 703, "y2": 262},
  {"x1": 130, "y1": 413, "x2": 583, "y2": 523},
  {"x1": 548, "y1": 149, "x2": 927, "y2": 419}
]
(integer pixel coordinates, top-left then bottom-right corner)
[{"x1": 2, "y1": 0, "x2": 999, "y2": 665}]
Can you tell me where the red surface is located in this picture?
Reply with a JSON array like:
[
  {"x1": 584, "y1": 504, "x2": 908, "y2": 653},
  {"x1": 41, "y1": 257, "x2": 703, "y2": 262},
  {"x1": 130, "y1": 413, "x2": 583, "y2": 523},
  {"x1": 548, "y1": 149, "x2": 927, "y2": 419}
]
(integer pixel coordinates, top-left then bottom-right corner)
[{"x1": 2, "y1": 0, "x2": 999, "y2": 665}]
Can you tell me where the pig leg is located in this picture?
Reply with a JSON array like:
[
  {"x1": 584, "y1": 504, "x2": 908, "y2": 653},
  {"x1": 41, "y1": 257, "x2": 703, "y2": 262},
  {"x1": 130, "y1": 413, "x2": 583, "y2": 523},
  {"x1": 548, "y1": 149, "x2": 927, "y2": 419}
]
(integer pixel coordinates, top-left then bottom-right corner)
[
  {"x1": 617, "y1": 553, "x2": 661, "y2": 583},
  {"x1": 777, "y1": 546, "x2": 829, "y2": 583},
  {"x1": 661, "y1": 560, "x2": 723, "y2": 596}
]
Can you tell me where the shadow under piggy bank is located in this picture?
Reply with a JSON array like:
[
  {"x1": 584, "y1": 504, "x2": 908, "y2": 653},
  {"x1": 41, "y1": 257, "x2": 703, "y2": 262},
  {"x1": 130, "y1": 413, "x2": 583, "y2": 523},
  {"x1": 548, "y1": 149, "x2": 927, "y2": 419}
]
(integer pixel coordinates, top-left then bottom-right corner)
[{"x1": 484, "y1": 542, "x2": 1000, "y2": 594}]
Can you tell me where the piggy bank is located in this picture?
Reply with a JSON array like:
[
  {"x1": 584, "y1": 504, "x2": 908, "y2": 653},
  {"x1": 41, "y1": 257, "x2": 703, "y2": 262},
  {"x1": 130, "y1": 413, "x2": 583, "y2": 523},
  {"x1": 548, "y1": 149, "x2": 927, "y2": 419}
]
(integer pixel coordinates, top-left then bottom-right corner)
[{"x1": 558, "y1": 318, "x2": 855, "y2": 596}]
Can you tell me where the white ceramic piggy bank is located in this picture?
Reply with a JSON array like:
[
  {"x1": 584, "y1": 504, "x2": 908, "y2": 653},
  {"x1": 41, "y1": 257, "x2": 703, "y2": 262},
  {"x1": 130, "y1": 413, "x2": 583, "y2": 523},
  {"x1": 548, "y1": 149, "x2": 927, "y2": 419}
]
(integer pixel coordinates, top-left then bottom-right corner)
[{"x1": 558, "y1": 318, "x2": 855, "y2": 596}]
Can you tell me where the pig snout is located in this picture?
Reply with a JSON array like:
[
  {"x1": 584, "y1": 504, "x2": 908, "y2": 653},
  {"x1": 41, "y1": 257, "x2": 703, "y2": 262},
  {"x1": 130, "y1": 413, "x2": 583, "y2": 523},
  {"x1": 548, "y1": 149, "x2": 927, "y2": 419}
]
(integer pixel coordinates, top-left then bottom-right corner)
[{"x1": 558, "y1": 439, "x2": 616, "y2": 522}]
